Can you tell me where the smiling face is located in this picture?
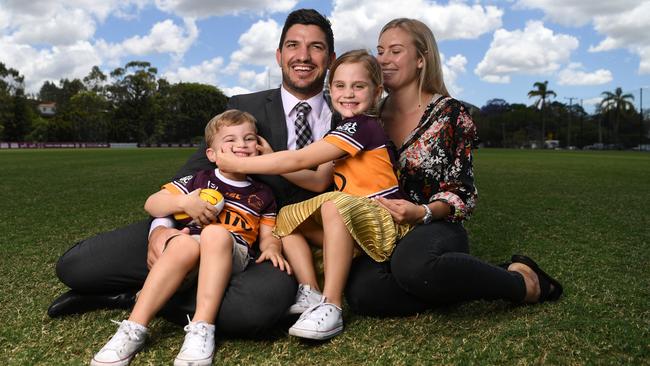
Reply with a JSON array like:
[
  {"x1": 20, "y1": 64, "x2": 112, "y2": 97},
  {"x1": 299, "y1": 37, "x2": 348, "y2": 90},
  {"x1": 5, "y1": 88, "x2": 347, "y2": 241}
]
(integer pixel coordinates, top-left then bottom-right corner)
[
  {"x1": 329, "y1": 62, "x2": 381, "y2": 118},
  {"x1": 376, "y1": 26, "x2": 423, "y2": 92},
  {"x1": 209, "y1": 122, "x2": 259, "y2": 159},
  {"x1": 276, "y1": 24, "x2": 335, "y2": 100}
]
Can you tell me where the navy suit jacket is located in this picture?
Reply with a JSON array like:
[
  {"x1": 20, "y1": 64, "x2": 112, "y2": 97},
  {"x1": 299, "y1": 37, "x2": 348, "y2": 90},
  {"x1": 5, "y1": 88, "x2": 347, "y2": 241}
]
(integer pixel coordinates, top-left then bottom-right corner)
[{"x1": 174, "y1": 88, "x2": 337, "y2": 208}]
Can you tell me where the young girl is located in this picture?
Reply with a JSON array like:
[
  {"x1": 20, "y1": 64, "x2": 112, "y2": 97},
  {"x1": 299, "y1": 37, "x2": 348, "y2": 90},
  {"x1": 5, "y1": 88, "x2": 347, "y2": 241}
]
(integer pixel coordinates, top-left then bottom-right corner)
[{"x1": 216, "y1": 49, "x2": 411, "y2": 340}]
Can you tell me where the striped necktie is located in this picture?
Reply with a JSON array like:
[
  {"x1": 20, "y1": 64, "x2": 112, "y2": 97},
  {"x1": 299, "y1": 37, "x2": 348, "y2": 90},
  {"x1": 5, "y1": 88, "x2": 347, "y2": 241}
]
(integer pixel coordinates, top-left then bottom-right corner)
[{"x1": 294, "y1": 102, "x2": 313, "y2": 149}]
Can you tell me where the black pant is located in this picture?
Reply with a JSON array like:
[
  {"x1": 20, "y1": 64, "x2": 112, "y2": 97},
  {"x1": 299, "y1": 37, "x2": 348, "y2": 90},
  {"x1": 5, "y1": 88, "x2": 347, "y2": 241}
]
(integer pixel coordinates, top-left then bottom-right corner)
[
  {"x1": 55, "y1": 219, "x2": 297, "y2": 336},
  {"x1": 345, "y1": 221, "x2": 526, "y2": 316}
]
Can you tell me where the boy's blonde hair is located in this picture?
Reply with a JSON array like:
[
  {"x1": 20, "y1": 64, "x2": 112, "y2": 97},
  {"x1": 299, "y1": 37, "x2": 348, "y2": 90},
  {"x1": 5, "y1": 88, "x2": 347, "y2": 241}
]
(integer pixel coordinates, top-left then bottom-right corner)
[
  {"x1": 328, "y1": 49, "x2": 383, "y2": 115},
  {"x1": 205, "y1": 109, "x2": 258, "y2": 146}
]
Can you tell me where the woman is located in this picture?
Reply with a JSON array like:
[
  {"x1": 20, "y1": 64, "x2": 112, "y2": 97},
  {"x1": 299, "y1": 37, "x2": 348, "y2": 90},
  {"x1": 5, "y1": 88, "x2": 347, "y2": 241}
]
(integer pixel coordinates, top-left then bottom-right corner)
[{"x1": 345, "y1": 18, "x2": 562, "y2": 315}]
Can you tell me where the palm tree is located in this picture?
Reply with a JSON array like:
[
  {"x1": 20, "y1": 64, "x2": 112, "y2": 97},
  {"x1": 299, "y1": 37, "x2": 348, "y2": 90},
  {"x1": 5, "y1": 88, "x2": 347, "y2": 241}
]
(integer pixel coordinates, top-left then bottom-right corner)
[
  {"x1": 528, "y1": 81, "x2": 556, "y2": 148},
  {"x1": 600, "y1": 87, "x2": 635, "y2": 145}
]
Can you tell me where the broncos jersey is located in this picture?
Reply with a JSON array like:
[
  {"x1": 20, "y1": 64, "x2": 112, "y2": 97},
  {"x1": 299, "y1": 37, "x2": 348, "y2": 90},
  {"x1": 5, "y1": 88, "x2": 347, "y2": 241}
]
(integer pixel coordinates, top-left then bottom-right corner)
[
  {"x1": 323, "y1": 115, "x2": 404, "y2": 199},
  {"x1": 163, "y1": 168, "x2": 276, "y2": 251}
]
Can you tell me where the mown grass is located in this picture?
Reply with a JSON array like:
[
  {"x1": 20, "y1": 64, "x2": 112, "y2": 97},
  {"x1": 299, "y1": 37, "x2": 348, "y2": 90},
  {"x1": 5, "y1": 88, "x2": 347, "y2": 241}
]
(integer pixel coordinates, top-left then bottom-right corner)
[{"x1": 0, "y1": 148, "x2": 648, "y2": 365}]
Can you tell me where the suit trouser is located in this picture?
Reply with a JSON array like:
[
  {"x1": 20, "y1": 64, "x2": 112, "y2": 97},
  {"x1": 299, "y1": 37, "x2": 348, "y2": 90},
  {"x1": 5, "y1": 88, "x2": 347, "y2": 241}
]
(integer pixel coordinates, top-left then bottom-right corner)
[
  {"x1": 55, "y1": 219, "x2": 297, "y2": 336},
  {"x1": 346, "y1": 221, "x2": 526, "y2": 316}
]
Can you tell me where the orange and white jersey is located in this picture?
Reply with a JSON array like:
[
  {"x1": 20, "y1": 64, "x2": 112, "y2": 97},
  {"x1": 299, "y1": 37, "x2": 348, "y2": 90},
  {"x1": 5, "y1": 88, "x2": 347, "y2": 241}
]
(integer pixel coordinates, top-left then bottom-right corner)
[{"x1": 323, "y1": 115, "x2": 404, "y2": 199}]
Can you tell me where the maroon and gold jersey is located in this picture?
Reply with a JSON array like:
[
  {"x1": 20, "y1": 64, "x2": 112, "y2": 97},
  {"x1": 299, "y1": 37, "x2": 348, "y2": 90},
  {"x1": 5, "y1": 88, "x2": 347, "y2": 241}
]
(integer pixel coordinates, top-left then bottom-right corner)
[
  {"x1": 163, "y1": 169, "x2": 276, "y2": 251},
  {"x1": 323, "y1": 115, "x2": 404, "y2": 199}
]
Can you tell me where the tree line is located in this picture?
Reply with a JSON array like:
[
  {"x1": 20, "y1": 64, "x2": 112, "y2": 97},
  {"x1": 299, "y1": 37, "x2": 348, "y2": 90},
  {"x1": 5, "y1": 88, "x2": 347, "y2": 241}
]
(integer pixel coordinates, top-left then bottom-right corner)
[
  {"x1": 1, "y1": 61, "x2": 646, "y2": 149},
  {"x1": 472, "y1": 81, "x2": 646, "y2": 149},
  {"x1": 1, "y1": 61, "x2": 228, "y2": 144}
]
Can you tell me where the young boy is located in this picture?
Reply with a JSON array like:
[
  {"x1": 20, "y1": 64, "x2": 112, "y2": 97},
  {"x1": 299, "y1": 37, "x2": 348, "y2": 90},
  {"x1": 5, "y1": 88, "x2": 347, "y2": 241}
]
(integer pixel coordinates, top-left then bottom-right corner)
[{"x1": 91, "y1": 110, "x2": 290, "y2": 366}]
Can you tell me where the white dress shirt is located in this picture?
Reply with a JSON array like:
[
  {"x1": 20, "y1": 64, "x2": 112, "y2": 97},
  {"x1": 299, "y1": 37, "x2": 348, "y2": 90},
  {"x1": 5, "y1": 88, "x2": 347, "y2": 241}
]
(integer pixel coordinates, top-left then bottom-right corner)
[{"x1": 281, "y1": 86, "x2": 332, "y2": 150}]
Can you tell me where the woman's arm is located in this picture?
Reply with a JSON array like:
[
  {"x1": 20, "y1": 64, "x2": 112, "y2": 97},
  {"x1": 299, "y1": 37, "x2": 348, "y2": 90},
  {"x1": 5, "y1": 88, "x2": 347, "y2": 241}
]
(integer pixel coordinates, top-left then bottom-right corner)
[
  {"x1": 216, "y1": 139, "x2": 345, "y2": 175},
  {"x1": 431, "y1": 106, "x2": 478, "y2": 222}
]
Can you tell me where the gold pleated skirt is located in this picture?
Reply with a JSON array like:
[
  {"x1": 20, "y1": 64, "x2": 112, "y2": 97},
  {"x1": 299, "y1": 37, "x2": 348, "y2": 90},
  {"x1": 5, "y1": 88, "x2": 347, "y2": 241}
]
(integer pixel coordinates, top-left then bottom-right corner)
[{"x1": 273, "y1": 191, "x2": 412, "y2": 262}]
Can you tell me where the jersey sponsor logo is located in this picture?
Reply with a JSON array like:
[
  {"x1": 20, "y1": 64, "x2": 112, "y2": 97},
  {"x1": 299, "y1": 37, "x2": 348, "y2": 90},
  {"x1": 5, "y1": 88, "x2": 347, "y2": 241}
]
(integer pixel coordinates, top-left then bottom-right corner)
[
  {"x1": 336, "y1": 121, "x2": 357, "y2": 135},
  {"x1": 217, "y1": 209, "x2": 253, "y2": 231}
]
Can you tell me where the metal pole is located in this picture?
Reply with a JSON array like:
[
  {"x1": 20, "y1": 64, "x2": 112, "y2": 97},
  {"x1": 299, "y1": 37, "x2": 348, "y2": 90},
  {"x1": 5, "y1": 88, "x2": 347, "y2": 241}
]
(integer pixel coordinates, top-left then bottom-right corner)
[
  {"x1": 579, "y1": 99, "x2": 584, "y2": 149},
  {"x1": 565, "y1": 97, "x2": 575, "y2": 148},
  {"x1": 640, "y1": 88, "x2": 644, "y2": 150}
]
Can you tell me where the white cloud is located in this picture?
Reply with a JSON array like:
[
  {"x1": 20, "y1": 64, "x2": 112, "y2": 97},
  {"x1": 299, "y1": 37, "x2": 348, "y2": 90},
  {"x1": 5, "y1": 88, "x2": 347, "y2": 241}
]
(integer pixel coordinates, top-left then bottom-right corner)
[
  {"x1": 442, "y1": 54, "x2": 467, "y2": 95},
  {"x1": 163, "y1": 57, "x2": 224, "y2": 85},
  {"x1": 514, "y1": 0, "x2": 640, "y2": 27},
  {"x1": 330, "y1": 0, "x2": 503, "y2": 52},
  {"x1": 474, "y1": 21, "x2": 578, "y2": 83},
  {"x1": 516, "y1": 0, "x2": 650, "y2": 75},
  {"x1": 229, "y1": 19, "x2": 281, "y2": 68},
  {"x1": 0, "y1": 38, "x2": 101, "y2": 91},
  {"x1": 121, "y1": 18, "x2": 198, "y2": 57},
  {"x1": 223, "y1": 19, "x2": 283, "y2": 90},
  {"x1": 582, "y1": 96, "x2": 604, "y2": 107},
  {"x1": 557, "y1": 63, "x2": 612, "y2": 86},
  {"x1": 154, "y1": 0, "x2": 297, "y2": 18},
  {"x1": 95, "y1": 17, "x2": 198, "y2": 68},
  {"x1": 221, "y1": 86, "x2": 251, "y2": 97}
]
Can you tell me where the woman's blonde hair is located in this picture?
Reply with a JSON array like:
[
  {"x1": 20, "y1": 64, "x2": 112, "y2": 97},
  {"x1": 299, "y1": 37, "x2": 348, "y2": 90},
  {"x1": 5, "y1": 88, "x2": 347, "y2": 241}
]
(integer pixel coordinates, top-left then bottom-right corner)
[
  {"x1": 379, "y1": 18, "x2": 450, "y2": 98},
  {"x1": 328, "y1": 49, "x2": 383, "y2": 115}
]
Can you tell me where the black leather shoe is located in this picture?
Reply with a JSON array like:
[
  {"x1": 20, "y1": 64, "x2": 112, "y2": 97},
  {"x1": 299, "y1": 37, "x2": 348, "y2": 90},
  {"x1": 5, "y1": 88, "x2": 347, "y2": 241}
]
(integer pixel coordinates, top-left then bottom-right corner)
[{"x1": 47, "y1": 290, "x2": 137, "y2": 318}]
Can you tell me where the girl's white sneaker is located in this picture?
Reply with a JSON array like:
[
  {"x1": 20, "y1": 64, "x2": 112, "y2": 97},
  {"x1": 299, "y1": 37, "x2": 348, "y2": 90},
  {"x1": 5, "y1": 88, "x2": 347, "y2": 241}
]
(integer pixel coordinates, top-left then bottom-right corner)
[
  {"x1": 288, "y1": 301, "x2": 343, "y2": 340},
  {"x1": 91, "y1": 320, "x2": 148, "y2": 366},
  {"x1": 173, "y1": 319, "x2": 215, "y2": 366}
]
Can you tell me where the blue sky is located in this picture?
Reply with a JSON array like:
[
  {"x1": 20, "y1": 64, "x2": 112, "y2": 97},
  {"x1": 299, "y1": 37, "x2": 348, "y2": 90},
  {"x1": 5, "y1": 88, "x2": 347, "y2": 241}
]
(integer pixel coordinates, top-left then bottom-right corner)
[{"x1": 1, "y1": 0, "x2": 648, "y2": 113}]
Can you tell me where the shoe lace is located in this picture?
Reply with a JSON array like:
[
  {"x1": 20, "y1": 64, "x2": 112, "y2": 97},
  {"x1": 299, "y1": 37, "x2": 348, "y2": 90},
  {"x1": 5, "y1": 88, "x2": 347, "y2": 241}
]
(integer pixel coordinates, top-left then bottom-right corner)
[
  {"x1": 103, "y1": 320, "x2": 144, "y2": 350},
  {"x1": 297, "y1": 299, "x2": 328, "y2": 322},
  {"x1": 295, "y1": 285, "x2": 312, "y2": 304},
  {"x1": 182, "y1": 315, "x2": 209, "y2": 351}
]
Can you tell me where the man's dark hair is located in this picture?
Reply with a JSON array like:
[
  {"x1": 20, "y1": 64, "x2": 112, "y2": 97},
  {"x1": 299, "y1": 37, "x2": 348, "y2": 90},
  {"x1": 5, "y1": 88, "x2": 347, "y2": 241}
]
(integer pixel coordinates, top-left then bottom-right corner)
[{"x1": 278, "y1": 9, "x2": 334, "y2": 54}]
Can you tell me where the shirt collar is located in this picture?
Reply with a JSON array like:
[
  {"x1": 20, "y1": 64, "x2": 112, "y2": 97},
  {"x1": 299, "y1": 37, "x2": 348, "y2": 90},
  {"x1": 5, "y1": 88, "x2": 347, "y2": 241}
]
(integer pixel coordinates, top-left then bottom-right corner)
[{"x1": 280, "y1": 86, "x2": 325, "y2": 115}]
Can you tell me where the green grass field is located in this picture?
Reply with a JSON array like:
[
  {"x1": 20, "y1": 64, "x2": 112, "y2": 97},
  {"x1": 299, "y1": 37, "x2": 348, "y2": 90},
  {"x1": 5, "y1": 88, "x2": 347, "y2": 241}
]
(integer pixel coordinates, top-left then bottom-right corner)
[{"x1": 0, "y1": 148, "x2": 648, "y2": 365}]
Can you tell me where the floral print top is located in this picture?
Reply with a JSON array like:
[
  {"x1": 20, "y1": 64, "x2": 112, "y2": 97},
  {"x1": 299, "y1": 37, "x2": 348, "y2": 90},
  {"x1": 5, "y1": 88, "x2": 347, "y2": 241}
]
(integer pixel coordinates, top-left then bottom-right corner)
[{"x1": 387, "y1": 94, "x2": 478, "y2": 222}]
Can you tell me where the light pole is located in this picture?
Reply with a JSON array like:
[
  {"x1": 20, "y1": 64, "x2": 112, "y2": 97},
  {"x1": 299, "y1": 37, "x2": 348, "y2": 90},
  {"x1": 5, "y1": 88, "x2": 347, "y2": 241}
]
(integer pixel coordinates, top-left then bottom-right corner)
[{"x1": 565, "y1": 97, "x2": 576, "y2": 148}]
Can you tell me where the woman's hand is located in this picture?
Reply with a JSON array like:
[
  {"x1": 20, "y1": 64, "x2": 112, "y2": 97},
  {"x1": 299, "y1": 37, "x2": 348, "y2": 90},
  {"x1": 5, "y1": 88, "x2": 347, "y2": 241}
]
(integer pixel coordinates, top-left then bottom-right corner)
[
  {"x1": 375, "y1": 197, "x2": 424, "y2": 225},
  {"x1": 256, "y1": 136, "x2": 274, "y2": 155}
]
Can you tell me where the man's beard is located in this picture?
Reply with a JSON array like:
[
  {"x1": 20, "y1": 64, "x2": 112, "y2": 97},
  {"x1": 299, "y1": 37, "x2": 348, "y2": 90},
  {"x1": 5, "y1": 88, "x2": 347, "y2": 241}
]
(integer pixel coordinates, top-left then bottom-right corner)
[{"x1": 281, "y1": 68, "x2": 326, "y2": 97}]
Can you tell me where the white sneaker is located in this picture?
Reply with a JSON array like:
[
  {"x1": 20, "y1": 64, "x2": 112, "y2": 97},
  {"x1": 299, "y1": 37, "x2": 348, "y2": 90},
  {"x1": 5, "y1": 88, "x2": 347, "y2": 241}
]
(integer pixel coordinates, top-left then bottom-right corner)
[
  {"x1": 173, "y1": 318, "x2": 215, "y2": 366},
  {"x1": 91, "y1": 320, "x2": 148, "y2": 366},
  {"x1": 287, "y1": 284, "x2": 324, "y2": 315},
  {"x1": 288, "y1": 300, "x2": 343, "y2": 340}
]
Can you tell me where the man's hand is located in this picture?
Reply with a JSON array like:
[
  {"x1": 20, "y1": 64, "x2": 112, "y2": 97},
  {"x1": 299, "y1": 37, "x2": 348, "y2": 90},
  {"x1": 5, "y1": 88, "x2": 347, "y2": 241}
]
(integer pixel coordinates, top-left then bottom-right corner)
[{"x1": 147, "y1": 226, "x2": 189, "y2": 269}]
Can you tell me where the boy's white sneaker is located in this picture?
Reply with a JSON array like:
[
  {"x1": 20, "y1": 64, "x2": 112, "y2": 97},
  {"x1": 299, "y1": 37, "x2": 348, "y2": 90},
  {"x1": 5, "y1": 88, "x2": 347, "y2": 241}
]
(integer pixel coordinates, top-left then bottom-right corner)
[
  {"x1": 288, "y1": 284, "x2": 324, "y2": 315},
  {"x1": 91, "y1": 320, "x2": 148, "y2": 366},
  {"x1": 288, "y1": 300, "x2": 343, "y2": 340},
  {"x1": 173, "y1": 319, "x2": 215, "y2": 366}
]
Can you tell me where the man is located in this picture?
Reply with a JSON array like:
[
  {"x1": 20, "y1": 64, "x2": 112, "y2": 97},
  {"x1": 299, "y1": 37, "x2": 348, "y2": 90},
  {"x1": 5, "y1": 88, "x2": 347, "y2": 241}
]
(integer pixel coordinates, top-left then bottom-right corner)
[{"x1": 49, "y1": 8, "x2": 337, "y2": 337}]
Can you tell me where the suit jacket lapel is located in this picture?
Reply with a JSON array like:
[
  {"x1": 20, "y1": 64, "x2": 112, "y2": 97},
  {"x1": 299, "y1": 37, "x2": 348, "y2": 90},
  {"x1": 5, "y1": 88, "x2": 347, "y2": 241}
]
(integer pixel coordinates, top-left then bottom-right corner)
[{"x1": 265, "y1": 88, "x2": 288, "y2": 151}]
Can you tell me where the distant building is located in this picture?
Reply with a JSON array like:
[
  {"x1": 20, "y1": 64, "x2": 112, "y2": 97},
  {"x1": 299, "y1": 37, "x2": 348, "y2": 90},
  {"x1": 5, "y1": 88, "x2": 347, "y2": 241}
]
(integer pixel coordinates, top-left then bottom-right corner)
[{"x1": 38, "y1": 102, "x2": 56, "y2": 116}]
